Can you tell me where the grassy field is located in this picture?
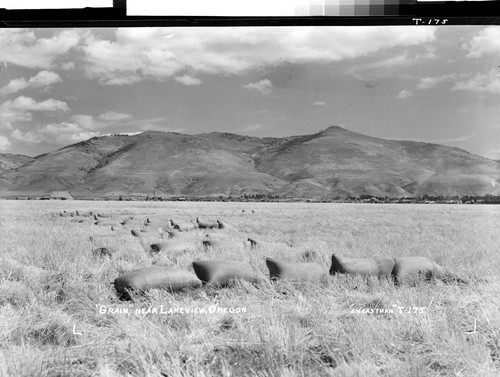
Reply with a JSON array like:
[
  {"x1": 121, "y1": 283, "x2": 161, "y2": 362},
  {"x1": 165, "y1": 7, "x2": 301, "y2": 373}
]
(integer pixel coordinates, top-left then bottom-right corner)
[{"x1": 0, "y1": 200, "x2": 499, "y2": 377}]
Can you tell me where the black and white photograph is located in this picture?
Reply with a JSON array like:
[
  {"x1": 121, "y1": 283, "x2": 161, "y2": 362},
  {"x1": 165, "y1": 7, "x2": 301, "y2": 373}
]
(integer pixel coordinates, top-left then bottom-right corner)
[{"x1": 0, "y1": 7, "x2": 499, "y2": 376}]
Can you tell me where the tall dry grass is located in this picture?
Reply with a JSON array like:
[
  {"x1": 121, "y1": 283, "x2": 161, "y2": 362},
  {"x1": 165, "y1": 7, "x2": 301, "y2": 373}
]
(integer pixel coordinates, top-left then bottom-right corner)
[{"x1": 0, "y1": 200, "x2": 499, "y2": 376}]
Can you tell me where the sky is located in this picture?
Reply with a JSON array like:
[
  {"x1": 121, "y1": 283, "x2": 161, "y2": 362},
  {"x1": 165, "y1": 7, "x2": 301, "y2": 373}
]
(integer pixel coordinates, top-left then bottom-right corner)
[{"x1": 0, "y1": 26, "x2": 499, "y2": 160}]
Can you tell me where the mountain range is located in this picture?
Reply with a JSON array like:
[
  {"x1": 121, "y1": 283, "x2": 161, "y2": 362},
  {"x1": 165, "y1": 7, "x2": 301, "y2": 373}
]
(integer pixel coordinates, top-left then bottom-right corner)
[{"x1": 1, "y1": 126, "x2": 499, "y2": 199}]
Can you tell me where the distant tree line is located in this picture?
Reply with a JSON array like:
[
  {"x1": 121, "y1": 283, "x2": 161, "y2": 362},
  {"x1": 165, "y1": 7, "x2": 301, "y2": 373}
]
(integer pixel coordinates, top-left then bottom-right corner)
[
  {"x1": 114, "y1": 194, "x2": 500, "y2": 204},
  {"x1": 10, "y1": 194, "x2": 500, "y2": 204}
]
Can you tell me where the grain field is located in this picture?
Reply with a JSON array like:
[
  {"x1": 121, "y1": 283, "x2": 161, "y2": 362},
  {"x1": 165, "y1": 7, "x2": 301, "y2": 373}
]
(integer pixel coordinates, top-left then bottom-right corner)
[{"x1": 0, "y1": 200, "x2": 499, "y2": 377}]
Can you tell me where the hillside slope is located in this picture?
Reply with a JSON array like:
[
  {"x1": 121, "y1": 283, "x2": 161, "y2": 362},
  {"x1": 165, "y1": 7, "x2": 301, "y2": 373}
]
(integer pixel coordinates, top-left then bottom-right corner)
[
  {"x1": 0, "y1": 153, "x2": 34, "y2": 174},
  {"x1": 1, "y1": 126, "x2": 499, "y2": 198},
  {"x1": 83, "y1": 131, "x2": 286, "y2": 196}
]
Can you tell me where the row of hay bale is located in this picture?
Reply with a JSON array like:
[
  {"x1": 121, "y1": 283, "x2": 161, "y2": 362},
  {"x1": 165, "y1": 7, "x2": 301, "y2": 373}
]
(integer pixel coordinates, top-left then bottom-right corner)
[
  {"x1": 58, "y1": 209, "x2": 239, "y2": 238},
  {"x1": 113, "y1": 254, "x2": 460, "y2": 300},
  {"x1": 56, "y1": 210, "x2": 241, "y2": 245}
]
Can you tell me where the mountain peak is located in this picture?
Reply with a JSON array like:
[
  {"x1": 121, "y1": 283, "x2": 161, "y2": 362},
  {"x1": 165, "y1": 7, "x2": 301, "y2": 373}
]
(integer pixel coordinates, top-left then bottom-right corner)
[
  {"x1": 319, "y1": 125, "x2": 350, "y2": 135},
  {"x1": 324, "y1": 125, "x2": 345, "y2": 131}
]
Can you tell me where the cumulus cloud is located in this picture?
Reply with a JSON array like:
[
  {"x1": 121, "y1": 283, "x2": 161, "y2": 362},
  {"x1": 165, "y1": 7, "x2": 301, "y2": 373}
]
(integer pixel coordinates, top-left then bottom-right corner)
[
  {"x1": 8, "y1": 109, "x2": 141, "y2": 150},
  {"x1": 417, "y1": 74, "x2": 455, "y2": 90},
  {"x1": 9, "y1": 96, "x2": 69, "y2": 112},
  {"x1": 0, "y1": 29, "x2": 80, "y2": 69},
  {"x1": 451, "y1": 69, "x2": 500, "y2": 94},
  {"x1": 314, "y1": 101, "x2": 326, "y2": 106},
  {"x1": 174, "y1": 74, "x2": 202, "y2": 86},
  {"x1": 0, "y1": 96, "x2": 70, "y2": 129},
  {"x1": 244, "y1": 79, "x2": 273, "y2": 95},
  {"x1": 464, "y1": 26, "x2": 500, "y2": 58},
  {"x1": 0, "y1": 135, "x2": 11, "y2": 151},
  {"x1": 11, "y1": 122, "x2": 100, "y2": 145},
  {"x1": 0, "y1": 71, "x2": 62, "y2": 96},
  {"x1": 81, "y1": 35, "x2": 143, "y2": 85},
  {"x1": 397, "y1": 89, "x2": 413, "y2": 99},
  {"x1": 81, "y1": 26, "x2": 436, "y2": 85},
  {"x1": 97, "y1": 111, "x2": 132, "y2": 121}
]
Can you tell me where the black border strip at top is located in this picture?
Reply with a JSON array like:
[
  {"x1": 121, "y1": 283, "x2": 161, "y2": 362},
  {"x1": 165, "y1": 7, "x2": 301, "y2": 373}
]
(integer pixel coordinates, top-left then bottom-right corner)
[{"x1": 0, "y1": 0, "x2": 499, "y2": 27}]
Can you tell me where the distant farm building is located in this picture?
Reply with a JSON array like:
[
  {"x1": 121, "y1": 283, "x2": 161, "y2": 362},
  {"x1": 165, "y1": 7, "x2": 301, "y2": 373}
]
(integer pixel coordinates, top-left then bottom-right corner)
[{"x1": 50, "y1": 191, "x2": 74, "y2": 200}]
